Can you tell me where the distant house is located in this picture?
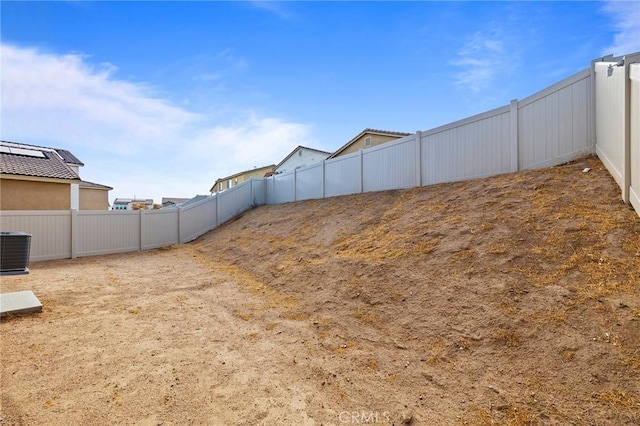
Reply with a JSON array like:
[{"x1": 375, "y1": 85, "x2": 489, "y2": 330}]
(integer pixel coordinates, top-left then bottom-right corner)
[
  {"x1": 161, "y1": 197, "x2": 191, "y2": 208},
  {"x1": 161, "y1": 195, "x2": 209, "y2": 208},
  {"x1": 274, "y1": 146, "x2": 331, "y2": 175},
  {"x1": 328, "y1": 128, "x2": 412, "y2": 159},
  {"x1": 210, "y1": 164, "x2": 275, "y2": 194},
  {"x1": 0, "y1": 140, "x2": 112, "y2": 210},
  {"x1": 112, "y1": 198, "x2": 155, "y2": 210}
]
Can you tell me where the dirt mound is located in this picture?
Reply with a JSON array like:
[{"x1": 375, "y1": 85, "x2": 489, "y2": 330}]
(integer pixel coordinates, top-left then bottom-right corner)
[{"x1": 2, "y1": 156, "x2": 639, "y2": 425}]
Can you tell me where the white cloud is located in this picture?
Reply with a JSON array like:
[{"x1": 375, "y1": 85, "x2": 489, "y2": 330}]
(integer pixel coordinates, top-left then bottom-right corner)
[
  {"x1": 601, "y1": 0, "x2": 640, "y2": 57},
  {"x1": 451, "y1": 30, "x2": 509, "y2": 93},
  {"x1": 247, "y1": 1, "x2": 296, "y2": 20},
  {"x1": 0, "y1": 43, "x2": 315, "y2": 203},
  {"x1": 1, "y1": 44, "x2": 199, "y2": 155}
]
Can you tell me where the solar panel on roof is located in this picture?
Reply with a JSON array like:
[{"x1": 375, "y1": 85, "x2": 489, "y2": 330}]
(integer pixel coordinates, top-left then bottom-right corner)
[{"x1": 8, "y1": 147, "x2": 46, "y2": 158}]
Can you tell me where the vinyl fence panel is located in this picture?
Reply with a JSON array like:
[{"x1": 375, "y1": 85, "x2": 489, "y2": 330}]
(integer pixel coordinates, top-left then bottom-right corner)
[
  {"x1": 421, "y1": 105, "x2": 512, "y2": 185},
  {"x1": 270, "y1": 171, "x2": 296, "y2": 204},
  {"x1": 216, "y1": 179, "x2": 254, "y2": 225},
  {"x1": 595, "y1": 61, "x2": 627, "y2": 194},
  {"x1": 142, "y1": 209, "x2": 179, "y2": 250},
  {"x1": 77, "y1": 210, "x2": 140, "y2": 257},
  {"x1": 363, "y1": 135, "x2": 420, "y2": 193},
  {"x1": 0, "y1": 210, "x2": 72, "y2": 261},
  {"x1": 630, "y1": 63, "x2": 640, "y2": 216},
  {"x1": 324, "y1": 152, "x2": 362, "y2": 197},
  {"x1": 296, "y1": 162, "x2": 324, "y2": 201},
  {"x1": 251, "y1": 178, "x2": 267, "y2": 206},
  {"x1": 179, "y1": 196, "x2": 217, "y2": 243},
  {"x1": 518, "y1": 68, "x2": 593, "y2": 170}
]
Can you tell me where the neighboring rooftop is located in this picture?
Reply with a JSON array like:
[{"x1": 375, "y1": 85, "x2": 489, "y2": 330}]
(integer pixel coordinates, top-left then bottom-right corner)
[
  {"x1": 328, "y1": 128, "x2": 412, "y2": 159},
  {"x1": 0, "y1": 141, "x2": 81, "y2": 181},
  {"x1": 275, "y1": 145, "x2": 332, "y2": 170},
  {"x1": 80, "y1": 180, "x2": 113, "y2": 190}
]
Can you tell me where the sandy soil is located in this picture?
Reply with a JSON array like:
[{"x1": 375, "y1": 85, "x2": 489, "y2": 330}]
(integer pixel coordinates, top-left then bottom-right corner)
[{"x1": 1, "y1": 156, "x2": 639, "y2": 425}]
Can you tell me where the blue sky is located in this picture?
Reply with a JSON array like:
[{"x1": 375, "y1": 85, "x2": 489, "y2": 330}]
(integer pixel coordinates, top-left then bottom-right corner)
[{"x1": 1, "y1": 1, "x2": 639, "y2": 205}]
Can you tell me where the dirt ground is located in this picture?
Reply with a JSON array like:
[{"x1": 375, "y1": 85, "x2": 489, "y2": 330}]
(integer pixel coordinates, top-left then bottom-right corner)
[{"x1": 1, "y1": 156, "x2": 639, "y2": 425}]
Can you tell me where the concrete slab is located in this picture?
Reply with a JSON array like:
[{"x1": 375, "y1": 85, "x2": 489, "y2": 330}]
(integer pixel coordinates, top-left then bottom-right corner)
[{"x1": 0, "y1": 290, "x2": 42, "y2": 317}]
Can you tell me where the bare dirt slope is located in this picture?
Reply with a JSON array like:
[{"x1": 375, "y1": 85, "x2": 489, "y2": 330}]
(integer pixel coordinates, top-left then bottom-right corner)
[{"x1": 2, "y1": 156, "x2": 639, "y2": 425}]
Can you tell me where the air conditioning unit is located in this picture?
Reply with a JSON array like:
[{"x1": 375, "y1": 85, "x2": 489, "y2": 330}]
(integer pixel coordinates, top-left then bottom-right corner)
[{"x1": 0, "y1": 232, "x2": 32, "y2": 275}]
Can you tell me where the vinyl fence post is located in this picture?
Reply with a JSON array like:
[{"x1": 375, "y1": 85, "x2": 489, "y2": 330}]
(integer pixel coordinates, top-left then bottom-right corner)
[
  {"x1": 510, "y1": 99, "x2": 519, "y2": 172},
  {"x1": 294, "y1": 168, "x2": 298, "y2": 202},
  {"x1": 322, "y1": 159, "x2": 326, "y2": 199},
  {"x1": 359, "y1": 149, "x2": 364, "y2": 193},
  {"x1": 139, "y1": 209, "x2": 144, "y2": 251},
  {"x1": 272, "y1": 175, "x2": 276, "y2": 204},
  {"x1": 177, "y1": 206, "x2": 182, "y2": 244},
  {"x1": 622, "y1": 56, "x2": 634, "y2": 204},
  {"x1": 416, "y1": 131, "x2": 423, "y2": 187},
  {"x1": 70, "y1": 209, "x2": 78, "y2": 259},
  {"x1": 215, "y1": 192, "x2": 220, "y2": 227},
  {"x1": 589, "y1": 57, "x2": 599, "y2": 149}
]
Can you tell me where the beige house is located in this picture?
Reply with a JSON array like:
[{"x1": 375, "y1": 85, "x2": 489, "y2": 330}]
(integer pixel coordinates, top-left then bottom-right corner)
[
  {"x1": 0, "y1": 141, "x2": 112, "y2": 210},
  {"x1": 79, "y1": 181, "x2": 113, "y2": 210},
  {"x1": 210, "y1": 164, "x2": 275, "y2": 194},
  {"x1": 328, "y1": 128, "x2": 412, "y2": 159}
]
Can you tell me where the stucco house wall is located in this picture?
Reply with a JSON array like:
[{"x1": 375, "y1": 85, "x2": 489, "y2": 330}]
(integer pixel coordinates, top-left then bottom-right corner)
[
  {"x1": 0, "y1": 178, "x2": 71, "y2": 210},
  {"x1": 80, "y1": 187, "x2": 110, "y2": 210}
]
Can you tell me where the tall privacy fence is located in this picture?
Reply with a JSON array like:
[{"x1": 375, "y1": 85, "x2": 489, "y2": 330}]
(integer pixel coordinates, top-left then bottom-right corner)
[
  {"x1": 1, "y1": 52, "x2": 638, "y2": 262},
  {"x1": 0, "y1": 179, "x2": 266, "y2": 261}
]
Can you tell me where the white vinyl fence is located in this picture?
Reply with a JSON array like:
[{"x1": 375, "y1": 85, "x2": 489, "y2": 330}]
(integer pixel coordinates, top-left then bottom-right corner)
[
  {"x1": 631, "y1": 63, "x2": 640, "y2": 214},
  {"x1": 266, "y1": 67, "x2": 595, "y2": 204},
  {"x1": 2, "y1": 52, "x2": 638, "y2": 262},
  {"x1": 594, "y1": 53, "x2": 640, "y2": 213},
  {"x1": 0, "y1": 178, "x2": 264, "y2": 262}
]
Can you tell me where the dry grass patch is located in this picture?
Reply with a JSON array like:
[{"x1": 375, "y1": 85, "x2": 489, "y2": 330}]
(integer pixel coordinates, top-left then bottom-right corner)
[
  {"x1": 464, "y1": 403, "x2": 538, "y2": 426},
  {"x1": 595, "y1": 390, "x2": 640, "y2": 419},
  {"x1": 491, "y1": 328, "x2": 522, "y2": 348}
]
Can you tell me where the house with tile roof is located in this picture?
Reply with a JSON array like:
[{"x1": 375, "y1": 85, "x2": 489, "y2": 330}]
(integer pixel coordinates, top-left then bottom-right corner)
[
  {"x1": 328, "y1": 128, "x2": 412, "y2": 159},
  {"x1": 0, "y1": 141, "x2": 112, "y2": 210},
  {"x1": 274, "y1": 145, "x2": 331, "y2": 175}
]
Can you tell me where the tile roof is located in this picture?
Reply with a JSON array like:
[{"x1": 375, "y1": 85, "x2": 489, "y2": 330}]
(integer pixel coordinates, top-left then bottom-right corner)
[
  {"x1": 80, "y1": 180, "x2": 113, "y2": 190},
  {"x1": 1, "y1": 144, "x2": 81, "y2": 181}
]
